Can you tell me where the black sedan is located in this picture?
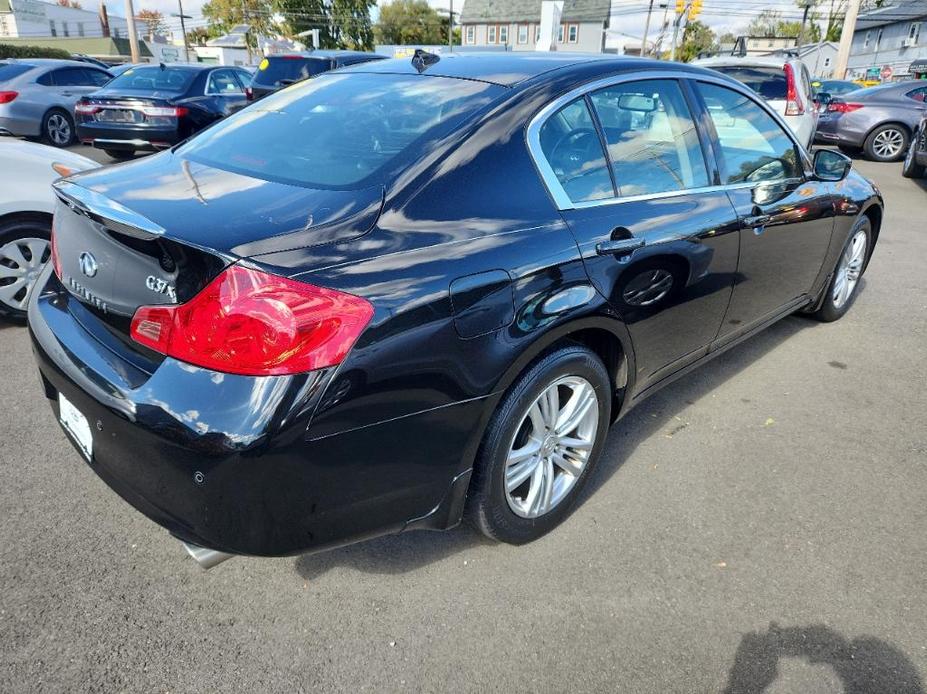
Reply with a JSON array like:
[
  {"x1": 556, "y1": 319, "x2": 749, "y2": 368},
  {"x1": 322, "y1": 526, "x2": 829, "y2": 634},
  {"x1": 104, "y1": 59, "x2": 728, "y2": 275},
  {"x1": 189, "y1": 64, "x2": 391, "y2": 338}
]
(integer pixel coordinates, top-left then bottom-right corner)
[
  {"x1": 31, "y1": 53, "x2": 882, "y2": 568},
  {"x1": 246, "y1": 50, "x2": 386, "y2": 101},
  {"x1": 75, "y1": 63, "x2": 252, "y2": 159}
]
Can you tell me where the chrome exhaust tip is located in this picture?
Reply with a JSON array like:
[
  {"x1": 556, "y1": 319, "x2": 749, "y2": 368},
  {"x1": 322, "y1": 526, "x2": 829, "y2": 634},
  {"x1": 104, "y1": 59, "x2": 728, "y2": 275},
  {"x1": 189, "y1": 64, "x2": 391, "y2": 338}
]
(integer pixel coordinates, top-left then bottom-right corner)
[{"x1": 182, "y1": 541, "x2": 235, "y2": 570}]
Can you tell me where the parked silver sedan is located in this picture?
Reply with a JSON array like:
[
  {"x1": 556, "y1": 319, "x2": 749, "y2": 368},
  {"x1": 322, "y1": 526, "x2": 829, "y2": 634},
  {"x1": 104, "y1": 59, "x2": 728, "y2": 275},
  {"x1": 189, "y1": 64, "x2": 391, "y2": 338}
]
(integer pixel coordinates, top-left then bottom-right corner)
[{"x1": 0, "y1": 59, "x2": 112, "y2": 147}]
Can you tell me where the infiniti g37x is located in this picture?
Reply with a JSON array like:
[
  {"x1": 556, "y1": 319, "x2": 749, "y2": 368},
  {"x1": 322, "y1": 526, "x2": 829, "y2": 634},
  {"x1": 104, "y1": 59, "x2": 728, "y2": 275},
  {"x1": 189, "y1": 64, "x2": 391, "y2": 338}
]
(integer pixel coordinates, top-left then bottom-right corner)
[{"x1": 29, "y1": 54, "x2": 883, "y2": 567}]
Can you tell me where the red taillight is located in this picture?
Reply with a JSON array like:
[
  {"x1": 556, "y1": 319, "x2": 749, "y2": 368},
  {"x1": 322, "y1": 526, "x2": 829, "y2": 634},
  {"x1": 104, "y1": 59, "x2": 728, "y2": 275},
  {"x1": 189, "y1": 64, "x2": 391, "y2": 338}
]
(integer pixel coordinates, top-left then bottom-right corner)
[
  {"x1": 827, "y1": 102, "x2": 864, "y2": 113},
  {"x1": 74, "y1": 102, "x2": 100, "y2": 114},
  {"x1": 783, "y1": 63, "x2": 804, "y2": 116},
  {"x1": 245, "y1": 86, "x2": 253, "y2": 101},
  {"x1": 0, "y1": 91, "x2": 18, "y2": 104},
  {"x1": 281, "y1": 55, "x2": 303, "y2": 60},
  {"x1": 130, "y1": 265, "x2": 374, "y2": 376},
  {"x1": 50, "y1": 219, "x2": 62, "y2": 279}
]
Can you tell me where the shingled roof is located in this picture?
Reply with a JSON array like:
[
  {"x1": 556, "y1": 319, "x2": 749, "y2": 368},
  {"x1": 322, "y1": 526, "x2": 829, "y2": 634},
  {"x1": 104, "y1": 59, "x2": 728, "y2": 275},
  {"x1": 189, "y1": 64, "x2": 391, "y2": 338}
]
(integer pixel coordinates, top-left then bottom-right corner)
[{"x1": 460, "y1": 0, "x2": 611, "y2": 25}]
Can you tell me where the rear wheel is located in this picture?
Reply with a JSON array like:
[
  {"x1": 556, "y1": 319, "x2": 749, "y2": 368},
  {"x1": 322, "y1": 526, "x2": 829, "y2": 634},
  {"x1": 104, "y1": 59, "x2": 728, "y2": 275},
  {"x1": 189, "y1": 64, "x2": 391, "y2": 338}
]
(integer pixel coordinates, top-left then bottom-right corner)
[
  {"x1": 809, "y1": 216, "x2": 871, "y2": 323},
  {"x1": 0, "y1": 216, "x2": 51, "y2": 322},
  {"x1": 42, "y1": 108, "x2": 75, "y2": 148},
  {"x1": 901, "y1": 132, "x2": 926, "y2": 178},
  {"x1": 104, "y1": 149, "x2": 135, "y2": 161},
  {"x1": 864, "y1": 124, "x2": 908, "y2": 162},
  {"x1": 466, "y1": 344, "x2": 612, "y2": 544}
]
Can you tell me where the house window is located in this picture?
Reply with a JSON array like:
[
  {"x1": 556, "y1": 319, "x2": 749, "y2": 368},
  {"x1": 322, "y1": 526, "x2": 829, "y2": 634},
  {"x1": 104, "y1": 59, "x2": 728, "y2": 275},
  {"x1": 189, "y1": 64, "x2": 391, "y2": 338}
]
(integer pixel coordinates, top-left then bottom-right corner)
[
  {"x1": 910, "y1": 22, "x2": 921, "y2": 44},
  {"x1": 863, "y1": 31, "x2": 871, "y2": 49},
  {"x1": 499, "y1": 24, "x2": 508, "y2": 44},
  {"x1": 465, "y1": 25, "x2": 474, "y2": 44},
  {"x1": 824, "y1": 57, "x2": 831, "y2": 67},
  {"x1": 558, "y1": 24, "x2": 564, "y2": 42},
  {"x1": 568, "y1": 24, "x2": 578, "y2": 43},
  {"x1": 488, "y1": 25, "x2": 496, "y2": 43},
  {"x1": 49, "y1": 20, "x2": 57, "y2": 37},
  {"x1": 77, "y1": 22, "x2": 84, "y2": 37},
  {"x1": 518, "y1": 24, "x2": 528, "y2": 44},
  {"x1": 62, "y1": 21, "x2": 69, "y2": 37},
  {"x1": 535, "y1": 25, "x2": 541, "y2": 43}
]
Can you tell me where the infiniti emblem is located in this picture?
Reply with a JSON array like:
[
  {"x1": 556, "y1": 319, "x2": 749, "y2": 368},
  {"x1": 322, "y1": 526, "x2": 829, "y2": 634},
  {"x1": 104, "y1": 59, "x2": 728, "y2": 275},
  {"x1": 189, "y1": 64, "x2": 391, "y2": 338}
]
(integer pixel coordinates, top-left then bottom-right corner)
[{"x1": 78, "y1": 251, "x2": 98, "y2": 278}]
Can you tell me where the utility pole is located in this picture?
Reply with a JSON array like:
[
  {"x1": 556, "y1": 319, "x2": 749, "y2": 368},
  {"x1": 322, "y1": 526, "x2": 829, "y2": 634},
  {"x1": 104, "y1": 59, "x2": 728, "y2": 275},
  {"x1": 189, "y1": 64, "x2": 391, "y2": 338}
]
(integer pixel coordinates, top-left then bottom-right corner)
[
  {"x1": 172, "y1": 0, "x2": 192, "y2": 63},
  {"x1": 797, "y1": 0, "x2": 813, "y2": 50},
  {"x1": 641, "y1": 0, "x2": 655, "y2": 57},
  {"x1": 124, "y1": 0, "x2": 141, "y2": 63},
  {"x1": 448, "y1": 0, "x2": 453, "y2": 51},
  {"x1": 241, "y1": 0, "x2": 252, "y2": 65},
  {"x1": 670, "y1": 0, "x2": 689, "y2": 62},
  {"x1": 834, "y1": 0, "x2": 862, "y2": 80}
]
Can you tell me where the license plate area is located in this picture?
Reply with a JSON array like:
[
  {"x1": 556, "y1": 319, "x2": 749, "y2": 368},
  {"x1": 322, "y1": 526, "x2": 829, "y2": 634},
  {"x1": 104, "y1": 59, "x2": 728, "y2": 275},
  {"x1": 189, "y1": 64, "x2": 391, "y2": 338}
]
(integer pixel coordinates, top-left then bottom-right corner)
[
  {"x1": 96, "y1": 109, "x2": 141, "y2": 123},
  {"x1": 59, "y1": 392, "x2": 93, "y2": 461}
]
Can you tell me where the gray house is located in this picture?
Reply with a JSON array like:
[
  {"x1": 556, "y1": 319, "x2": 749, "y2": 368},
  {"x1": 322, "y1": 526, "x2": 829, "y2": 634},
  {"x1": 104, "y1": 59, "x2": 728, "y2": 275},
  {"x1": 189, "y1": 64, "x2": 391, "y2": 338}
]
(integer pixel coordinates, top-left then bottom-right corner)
[
  {"x1": 847, "y1": 0, "x2": 927, "y2": 81},
  {"x1": 459, "y1": 0, "x2": 610, "y2": 53},
  {"x1": 767, "y1": 41, "x2": 840, "y2": 78}
]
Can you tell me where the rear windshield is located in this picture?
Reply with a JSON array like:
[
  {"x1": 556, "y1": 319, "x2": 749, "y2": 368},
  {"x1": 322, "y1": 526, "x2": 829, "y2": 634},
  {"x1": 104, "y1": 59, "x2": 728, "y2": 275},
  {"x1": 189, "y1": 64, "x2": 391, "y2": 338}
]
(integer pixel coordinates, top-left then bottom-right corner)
[
  {"x1": 179, "y1": 73, "x2": 505, "y2": 188},
  {"x1": 251, "y1": 57, "x2": 331, "y2": 88},
  {"x1": 710, "y1": 66, "x2": 787, "y2": 100},
  {"x1": 0, "y1": 62, "x2": 34, "y2": 82},
  {"x1": 104, "y1": 66, "x2": 196, "y2": 93}
]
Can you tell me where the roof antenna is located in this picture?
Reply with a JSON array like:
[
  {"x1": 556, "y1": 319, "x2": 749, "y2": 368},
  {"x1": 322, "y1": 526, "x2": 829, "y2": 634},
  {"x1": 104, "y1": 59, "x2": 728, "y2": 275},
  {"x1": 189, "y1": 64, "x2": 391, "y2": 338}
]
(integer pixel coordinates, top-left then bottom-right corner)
[{"x1": 411, "y1": 48, "x2": 440, "y2": 73}]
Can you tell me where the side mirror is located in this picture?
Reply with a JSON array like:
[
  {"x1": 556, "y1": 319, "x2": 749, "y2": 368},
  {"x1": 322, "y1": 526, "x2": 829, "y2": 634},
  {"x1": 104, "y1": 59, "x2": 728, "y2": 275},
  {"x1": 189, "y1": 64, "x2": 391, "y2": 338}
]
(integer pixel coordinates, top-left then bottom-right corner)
[
  {"x1": 816, "y1": 92, "x2": 833, "y2": 106},
  {"x1": 813, "y1": 149, "x2": 852, "y2": 182}
]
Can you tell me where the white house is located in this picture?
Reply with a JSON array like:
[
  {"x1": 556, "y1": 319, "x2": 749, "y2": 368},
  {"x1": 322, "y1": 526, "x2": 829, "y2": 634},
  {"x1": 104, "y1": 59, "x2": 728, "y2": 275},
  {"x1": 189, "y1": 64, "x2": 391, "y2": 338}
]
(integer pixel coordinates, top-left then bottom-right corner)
[{"x1": 0, "y1": 0, "x2": 128, "y2": 41}]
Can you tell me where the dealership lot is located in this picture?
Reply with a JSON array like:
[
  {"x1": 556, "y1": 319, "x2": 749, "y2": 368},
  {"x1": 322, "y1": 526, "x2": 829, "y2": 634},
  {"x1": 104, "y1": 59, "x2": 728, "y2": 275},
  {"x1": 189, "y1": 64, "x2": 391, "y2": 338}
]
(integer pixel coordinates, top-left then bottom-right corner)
[{"x1": 0, "y1": 154, "x2": 925, "y2": 692}]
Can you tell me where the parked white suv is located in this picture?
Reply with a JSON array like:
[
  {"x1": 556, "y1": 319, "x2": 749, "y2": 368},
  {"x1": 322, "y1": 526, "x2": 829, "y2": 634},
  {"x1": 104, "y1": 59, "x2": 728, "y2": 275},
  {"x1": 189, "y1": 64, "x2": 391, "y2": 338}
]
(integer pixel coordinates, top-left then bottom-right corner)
[{"x1": 692, "y1": 56, "x2": 818, "y2": 149}]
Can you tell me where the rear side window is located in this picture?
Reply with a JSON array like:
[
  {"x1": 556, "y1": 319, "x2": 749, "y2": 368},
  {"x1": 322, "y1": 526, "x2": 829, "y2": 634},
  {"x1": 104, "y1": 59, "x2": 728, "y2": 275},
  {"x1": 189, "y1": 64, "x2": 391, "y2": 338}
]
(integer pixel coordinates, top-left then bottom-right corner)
[
  {"x1": 252, "y1": 57, "x2": 331, "y2": 88},
  {"x1": 906, "y1": 86, "x2": 927, "y2": 102},
  {"x1": 0, "y1": 63, "x2": 33, "y2": 81},
  {"x1": 708, "y1": 66, "x2": 787, "y2": 101},
  {"x1": 697, "y1": 82, "x2": 801, "y2": 184},
  {"x1": 207, "y1": 69, "x2": 243, "y2": 94},
  {"x1": 105, "y1": 66, "x2": 196, "y2": 93},
  {"x1": 589, "y1": 79, "x2": 709, "y2": 196},
  {"x1": 180, "y1": 73, "x2": 505, "y2": 188}
]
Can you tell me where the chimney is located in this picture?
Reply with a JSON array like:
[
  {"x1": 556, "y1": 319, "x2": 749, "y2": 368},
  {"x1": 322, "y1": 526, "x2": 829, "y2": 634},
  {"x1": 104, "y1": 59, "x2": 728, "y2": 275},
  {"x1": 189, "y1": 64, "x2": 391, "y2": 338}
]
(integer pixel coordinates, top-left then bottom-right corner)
[{"x1": 99, "y1": 2, "x2": 111, "y2": 38}]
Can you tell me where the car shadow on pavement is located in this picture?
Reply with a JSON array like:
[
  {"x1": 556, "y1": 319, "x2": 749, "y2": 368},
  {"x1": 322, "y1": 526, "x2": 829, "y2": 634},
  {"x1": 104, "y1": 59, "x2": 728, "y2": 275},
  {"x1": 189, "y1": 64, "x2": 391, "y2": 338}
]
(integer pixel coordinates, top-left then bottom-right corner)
[
  {"x1": 722, "y1": 622, "x2": 924, "y2": 693},
  {"x1": 295, "y1": 313, "x2": 824, "y2": 580}
]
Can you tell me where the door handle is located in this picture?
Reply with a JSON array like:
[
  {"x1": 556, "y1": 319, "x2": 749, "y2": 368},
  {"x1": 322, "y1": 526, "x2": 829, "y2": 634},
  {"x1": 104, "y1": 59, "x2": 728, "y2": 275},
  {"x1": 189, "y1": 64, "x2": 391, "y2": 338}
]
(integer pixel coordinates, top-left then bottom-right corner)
[
  {"x1": 741, "y1": 213, "x2": 770, "y2": 228},
  {"x1": 595, "y1": 238, "x2": 645, "y2": 257}
]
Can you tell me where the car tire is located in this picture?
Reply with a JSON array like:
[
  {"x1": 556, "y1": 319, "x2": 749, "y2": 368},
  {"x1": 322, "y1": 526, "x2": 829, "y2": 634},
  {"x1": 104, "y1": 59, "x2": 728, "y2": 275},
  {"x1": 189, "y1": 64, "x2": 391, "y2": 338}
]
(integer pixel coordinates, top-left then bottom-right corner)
[
  {"x1": 466, "y1": 344, "x2": 612, "y2": 544},
  {"x1": 41, "y1": 108, "x2": 75, "y2": 148},
  {"x1": 863, "y1": 124, "x2": 909, "y2": 162},
  {"x1": 838, "y1": 145, "x2": 861, "y2": 157},
  {"x1": 810, "y1": 216, "x2": 871, "y2": 323},
  {"x1": 901, "y1": 133, "x2": 926, "y2": 178},
  {"x1": 104, "y1": 149, "x2": 135, "y2": 161},
  {"x1": 0, "y1": 215, "x2": 52, "y2": 323}
]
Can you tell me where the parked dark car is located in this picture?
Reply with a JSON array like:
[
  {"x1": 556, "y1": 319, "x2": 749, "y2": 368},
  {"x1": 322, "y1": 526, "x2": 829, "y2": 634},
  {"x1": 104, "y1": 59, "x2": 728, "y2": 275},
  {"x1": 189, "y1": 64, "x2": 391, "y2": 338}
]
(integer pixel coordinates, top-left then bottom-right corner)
[
  {"x1": 815, "y1": 80, "x2": 927, "y2": 161},
  {"x1": 902, "y1": 110, "x2": 927, "y2": 178},
  {"x1": 810, "y1": 79, "x2": 860, "y2": 111},
  {"x1": 74, "y1": 63, "x2": 252, "y2": 159},
  {"x1": 30, "y1": 54, "x2": 883, "y2": 569},
  {"x1": 246, "y1": 50, "x2": 387, "y2": 101}
]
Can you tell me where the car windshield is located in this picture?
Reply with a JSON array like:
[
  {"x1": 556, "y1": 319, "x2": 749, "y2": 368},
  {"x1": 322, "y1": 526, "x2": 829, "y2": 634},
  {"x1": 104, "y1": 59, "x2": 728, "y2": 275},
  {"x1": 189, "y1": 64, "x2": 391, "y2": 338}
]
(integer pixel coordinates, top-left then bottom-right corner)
[
  {"x1": 104, "y1": 66, "x2": 196, "y2": 92},
  {"x1": 709, "y1": 66, "x2": 787, "y2": 100},
  {"x1": 0, "y1": 62, "x2": 34, "y2": 81},
  {"x1": 179, "y1": 73, "x2": 505, "y2": 189},
  {"x1": 251, "y1": 57, "x2": 331, "y2": 87}
]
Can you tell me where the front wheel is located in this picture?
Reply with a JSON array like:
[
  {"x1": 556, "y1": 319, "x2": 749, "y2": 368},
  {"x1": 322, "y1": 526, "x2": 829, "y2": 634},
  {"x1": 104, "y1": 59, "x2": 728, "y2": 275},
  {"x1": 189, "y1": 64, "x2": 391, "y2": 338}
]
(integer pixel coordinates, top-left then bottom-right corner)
[
  {"x1": 864, "y1": 124, "x2": 909, "y2": 162},
  {"x1": 0, "y1": 216, "x2": 51, "y2": 322},
  {"x1": 466, "y1": 344, "x2": 612, "y2": 544},
  {"x1": 810, "y1": 216, "x2": 871, "y2": 323}
]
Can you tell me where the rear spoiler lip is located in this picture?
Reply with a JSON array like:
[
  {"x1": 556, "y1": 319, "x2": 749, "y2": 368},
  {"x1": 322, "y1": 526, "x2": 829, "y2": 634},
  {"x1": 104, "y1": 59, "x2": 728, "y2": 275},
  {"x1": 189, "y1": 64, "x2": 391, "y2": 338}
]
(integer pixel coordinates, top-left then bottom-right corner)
[{"x1": 53, "y1": 179, "x2": 166, "y2": 239}]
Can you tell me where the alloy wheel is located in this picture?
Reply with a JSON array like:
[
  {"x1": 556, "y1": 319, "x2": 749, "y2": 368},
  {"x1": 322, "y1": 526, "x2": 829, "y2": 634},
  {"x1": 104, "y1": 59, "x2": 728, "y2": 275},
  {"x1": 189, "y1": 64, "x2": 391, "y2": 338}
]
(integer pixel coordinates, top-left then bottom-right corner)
[
  {"x1": 832, "y1": 228, "x2": 867, "y2": 309},
  {"x1": 623, "y1": 268, "x2": 674, "y2": 306},
  {"x1": 872, "y1": 128, "x2": 904, "y2": 159},
  {"x1": 46, "y1": 114, "x2": 71, "y2": 146},
  {"x1": 0, "y1": 237, "x2": 50, "y2": 312},
  {"x1": 504, "y1": 376, "x2": 599, "y2": 519}
]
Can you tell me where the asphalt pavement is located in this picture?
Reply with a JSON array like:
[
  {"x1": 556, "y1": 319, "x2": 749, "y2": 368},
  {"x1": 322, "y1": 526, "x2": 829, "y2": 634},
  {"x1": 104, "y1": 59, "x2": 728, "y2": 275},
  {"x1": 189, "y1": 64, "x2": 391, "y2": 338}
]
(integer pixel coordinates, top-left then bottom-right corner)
[{"x1": 1, "y1": 151, "x2": 925, "y2": 693}]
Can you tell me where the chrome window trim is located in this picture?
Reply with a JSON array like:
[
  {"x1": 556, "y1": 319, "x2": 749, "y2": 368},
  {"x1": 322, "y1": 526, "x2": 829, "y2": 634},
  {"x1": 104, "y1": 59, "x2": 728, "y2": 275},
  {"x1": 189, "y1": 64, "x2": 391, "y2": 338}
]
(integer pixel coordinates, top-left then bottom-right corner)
[{"x1": 525, "y1": 69, "x2": 810, "y2": 212}]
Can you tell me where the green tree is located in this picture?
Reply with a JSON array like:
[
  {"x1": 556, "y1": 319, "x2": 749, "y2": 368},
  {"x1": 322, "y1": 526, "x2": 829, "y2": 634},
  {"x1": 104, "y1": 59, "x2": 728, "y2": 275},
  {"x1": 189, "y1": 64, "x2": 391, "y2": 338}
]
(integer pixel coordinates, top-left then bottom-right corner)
[
  {"x1": 330, "y1": 0, "x2": 377, "y2": 50},
  {"x1": 137, "y1": 9, "x2": 168, "y2": 39},
  {"x1": 375, "y1": 0, "x2": 449, "y2": 45},
  {"x1": 276, "y1": 0, "x2": 334, "y2": 47},
  {"x1": 186, "y1": 26, "x2": 222, "y2": 46},
  {"x1": 201, "y1": 0, "x2": 277, "y2": 50},
  {"x1": 678, "y1": 20, "x2": 715, "y2": 62},
  {"x1": 745, "y1": 6, "x2": 821, "y2": 43}
]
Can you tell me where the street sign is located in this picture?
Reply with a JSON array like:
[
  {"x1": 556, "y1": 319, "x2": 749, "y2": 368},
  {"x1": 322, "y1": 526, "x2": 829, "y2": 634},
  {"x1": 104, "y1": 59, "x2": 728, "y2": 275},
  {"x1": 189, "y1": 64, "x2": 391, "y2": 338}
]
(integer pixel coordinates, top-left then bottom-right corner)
[{"x1": 881, "y1": 65, "x2": 893, "y2": 80}]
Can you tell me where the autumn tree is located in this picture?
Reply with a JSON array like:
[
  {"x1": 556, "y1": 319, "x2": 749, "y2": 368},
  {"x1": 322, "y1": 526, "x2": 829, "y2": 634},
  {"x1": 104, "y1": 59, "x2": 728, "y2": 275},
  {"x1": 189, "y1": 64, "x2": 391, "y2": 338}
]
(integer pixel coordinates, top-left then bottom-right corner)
[
  {"x1": 375, "y1": 0, "x2": 449, "y2": 45},
  {"x1": 201, "y1": 0, "x2": 277, "y2": 50},
  {"x1": 56, "y1": 0, "x2": 82, "y2": 7},
  {"x1": 136, "y1": 9, "x2": 168, "y2": 38}
]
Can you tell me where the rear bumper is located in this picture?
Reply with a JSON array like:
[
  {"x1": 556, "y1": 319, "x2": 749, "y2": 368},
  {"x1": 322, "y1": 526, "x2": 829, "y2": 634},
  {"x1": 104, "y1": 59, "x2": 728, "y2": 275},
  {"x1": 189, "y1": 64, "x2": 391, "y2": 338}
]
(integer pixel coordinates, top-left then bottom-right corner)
[
  {"x1": 27, "y1": 269, "x2": 476, "y2": 556},
  {"x1": 76, "y1": 121, "x2": 180, "y2": 151}
]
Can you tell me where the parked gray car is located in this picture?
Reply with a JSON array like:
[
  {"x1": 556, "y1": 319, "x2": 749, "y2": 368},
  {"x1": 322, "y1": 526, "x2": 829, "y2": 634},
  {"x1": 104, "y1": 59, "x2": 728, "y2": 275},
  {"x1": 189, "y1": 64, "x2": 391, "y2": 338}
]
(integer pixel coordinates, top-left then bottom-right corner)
[
  {"x1": 815, "y1": 80, "x2": 927, "y2": 162},
  {"x1": 0, "y1": 59, "x2": 112, "y2": 147}
]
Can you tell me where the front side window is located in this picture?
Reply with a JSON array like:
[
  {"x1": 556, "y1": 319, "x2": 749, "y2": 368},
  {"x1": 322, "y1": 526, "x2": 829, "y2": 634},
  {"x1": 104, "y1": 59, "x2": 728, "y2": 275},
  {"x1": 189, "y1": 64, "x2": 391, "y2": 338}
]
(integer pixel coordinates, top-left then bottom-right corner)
[
  {"x1": 697, "y1": 82, "x2": 801, "y2": 184},
  {"x1": 180, "y1": 73, "x2": 505, "y2": 189},
  {"x1": 538, "y1": 98, "x2": 614, "y2": 203},
  {"x1": 589, "y1": 79, "x2": 709, "y2": 197}
]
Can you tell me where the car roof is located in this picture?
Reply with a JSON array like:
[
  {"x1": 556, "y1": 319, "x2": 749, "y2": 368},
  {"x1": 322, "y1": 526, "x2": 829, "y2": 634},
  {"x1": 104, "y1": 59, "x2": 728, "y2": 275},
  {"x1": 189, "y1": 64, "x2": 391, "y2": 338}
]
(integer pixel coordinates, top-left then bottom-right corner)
[
  {"x1": 3, "y1": 58, "x2": 106, "y2": 69},
  {"x1": 269, "y1": 50, "x2": 383, "y2": 60},
  {"x1": 693, "y1": 56, "x2": 792, "y2": 69},
  {"x1": 340, "y1": 52, "x2": 708, "y2": 87}
]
